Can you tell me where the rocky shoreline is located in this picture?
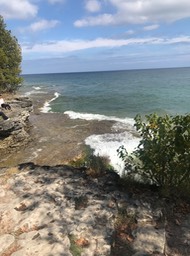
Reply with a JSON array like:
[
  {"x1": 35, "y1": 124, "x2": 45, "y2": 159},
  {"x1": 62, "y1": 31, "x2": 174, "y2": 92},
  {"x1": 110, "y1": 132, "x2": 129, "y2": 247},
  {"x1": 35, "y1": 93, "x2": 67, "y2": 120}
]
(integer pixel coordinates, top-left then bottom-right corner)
[
  {"x1": 0, "y1": 96, "x2": 32, "y2": 156},
  {"x1": 0, "y1": 95, "x2": 190, "y2": 256},
  {"x1": 0, "y1": 93, "x2": 116, "y2": 167}
]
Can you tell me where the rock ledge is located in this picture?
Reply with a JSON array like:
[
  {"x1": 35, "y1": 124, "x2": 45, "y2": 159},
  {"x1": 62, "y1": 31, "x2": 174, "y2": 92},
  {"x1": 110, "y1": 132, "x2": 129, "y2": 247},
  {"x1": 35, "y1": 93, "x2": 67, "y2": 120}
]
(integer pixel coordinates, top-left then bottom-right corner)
[{"x1": 0, "y1": 96, "x2": 32, "y2": 154}]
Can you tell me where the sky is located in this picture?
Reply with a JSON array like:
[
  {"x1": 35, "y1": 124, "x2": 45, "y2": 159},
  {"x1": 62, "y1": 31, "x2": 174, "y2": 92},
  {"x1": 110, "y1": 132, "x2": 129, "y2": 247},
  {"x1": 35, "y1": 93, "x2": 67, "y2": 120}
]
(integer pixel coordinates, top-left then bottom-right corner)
[{"x1": 1, "y1": 0, "x2": 190, "y2": 74}]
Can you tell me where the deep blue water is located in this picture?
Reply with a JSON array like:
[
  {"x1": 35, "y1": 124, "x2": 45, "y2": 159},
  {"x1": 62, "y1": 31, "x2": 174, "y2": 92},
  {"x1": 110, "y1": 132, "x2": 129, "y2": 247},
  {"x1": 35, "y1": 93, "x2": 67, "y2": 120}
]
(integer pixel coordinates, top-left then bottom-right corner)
[{"x1": 22, "y1": 67, "x2": 190, "y2": 118}]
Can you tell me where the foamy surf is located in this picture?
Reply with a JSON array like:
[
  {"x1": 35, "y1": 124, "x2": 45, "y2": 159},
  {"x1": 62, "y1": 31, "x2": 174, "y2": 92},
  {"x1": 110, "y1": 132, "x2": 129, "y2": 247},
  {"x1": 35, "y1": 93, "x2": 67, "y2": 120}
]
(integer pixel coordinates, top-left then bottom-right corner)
[
  {"x1": 85, "y1": 131, "x2": 140, "y2": 176},
  {"x1": 23, "y1": 85, "x2": 48, "y2": 96},
  {"x1": 33, "y1": 86, "x2": 41, "y2": 90},
  {"x1": 64, "y1": 110, "x2": 135, "y2": 126},
  {"x1": 64, "y1": 110, "x2": 139, "y2": 175},
  {"x1": 40, "y1": 92, "x2": 60, "y2": 113}
]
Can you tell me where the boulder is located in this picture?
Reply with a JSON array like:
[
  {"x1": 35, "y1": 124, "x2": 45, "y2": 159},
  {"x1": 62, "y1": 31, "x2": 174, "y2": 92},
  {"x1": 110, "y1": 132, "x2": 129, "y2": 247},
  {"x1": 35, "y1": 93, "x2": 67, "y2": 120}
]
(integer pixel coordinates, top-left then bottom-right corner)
[{"x1": 0, "y1": 96, "x2": 32, "y2": 153}]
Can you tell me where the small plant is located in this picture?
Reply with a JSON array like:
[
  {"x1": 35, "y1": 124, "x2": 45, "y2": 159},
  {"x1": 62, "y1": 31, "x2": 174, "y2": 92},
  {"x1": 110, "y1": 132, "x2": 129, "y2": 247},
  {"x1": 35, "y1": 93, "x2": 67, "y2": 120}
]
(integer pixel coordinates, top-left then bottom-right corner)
[
  {"x1": 69, "y1": 235, "x2": 83, "y2": 256},
  {"x1": 69, "y1": 235, "x2": 89, "y2": 256},
  {"x1": 86, "y1": 154, "x2": 111, "y2": 177},
  {"x1": 118, "y1": 113, "x2": 190, "y2": 194},
  {"x1": 69, "y1": 147, "x2": 93, "y2": 169},
  {"x1": 70, "y1": 147, "x2": 114, "y2": 178},
  {"x1": 116, "y1": 209, "x2": 137, "y2": 230}
]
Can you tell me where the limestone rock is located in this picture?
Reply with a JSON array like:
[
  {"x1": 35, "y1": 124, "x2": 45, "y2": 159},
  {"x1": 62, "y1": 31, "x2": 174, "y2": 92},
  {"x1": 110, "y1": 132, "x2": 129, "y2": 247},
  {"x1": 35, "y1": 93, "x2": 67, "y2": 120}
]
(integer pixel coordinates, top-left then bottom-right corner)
[
  {"x1": 0, "y1": 164, "x2": 118, "y2": 256},
  {"x1": 0, "y1": 234, "x2": 15, "y2": 254},
  {"x1": 133, "y1": 225, "x2": 165, "y2": 254},
  {"x1": 0, "y1": 96, "x2": 32, "y2": 154}
]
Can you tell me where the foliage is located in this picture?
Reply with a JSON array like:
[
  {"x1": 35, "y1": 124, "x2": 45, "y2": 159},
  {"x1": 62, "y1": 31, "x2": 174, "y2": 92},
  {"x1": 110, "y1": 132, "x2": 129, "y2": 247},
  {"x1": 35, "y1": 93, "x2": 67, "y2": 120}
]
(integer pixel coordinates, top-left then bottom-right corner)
[
  {"x1": 86, "y1": 154, "x2": 112, "y2": 177},
  {"x1": 0, "y1": 15, "x2": 23, "y2": 93},
  {"x1": 118, "y1": 113, "x2": 190, "y2": 193},
  {"x1": 70, "y1": 147, "x2": 114, "y2": 177},
  {"x1": 69, "y1": 235, "x2": 83, "y2": 256}
]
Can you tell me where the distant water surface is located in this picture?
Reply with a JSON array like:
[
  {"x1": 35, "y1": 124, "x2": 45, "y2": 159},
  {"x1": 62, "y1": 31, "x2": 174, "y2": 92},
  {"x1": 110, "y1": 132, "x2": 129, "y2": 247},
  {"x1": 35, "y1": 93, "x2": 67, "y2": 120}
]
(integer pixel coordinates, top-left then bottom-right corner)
[
  {"x1": 21, "y1": 68, "x2": 190, "y2": 173},
  {"x1": 22, "y1": 67, "x2": 190, "y2": 118}
]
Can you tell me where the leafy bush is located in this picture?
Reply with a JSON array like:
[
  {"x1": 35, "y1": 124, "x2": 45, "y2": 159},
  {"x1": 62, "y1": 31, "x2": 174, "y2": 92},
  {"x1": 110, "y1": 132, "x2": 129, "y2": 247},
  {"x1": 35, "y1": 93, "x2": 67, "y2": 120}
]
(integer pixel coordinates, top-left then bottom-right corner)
[{"x1": 118, "y1": 113, "x2": 190, "y2": 193}]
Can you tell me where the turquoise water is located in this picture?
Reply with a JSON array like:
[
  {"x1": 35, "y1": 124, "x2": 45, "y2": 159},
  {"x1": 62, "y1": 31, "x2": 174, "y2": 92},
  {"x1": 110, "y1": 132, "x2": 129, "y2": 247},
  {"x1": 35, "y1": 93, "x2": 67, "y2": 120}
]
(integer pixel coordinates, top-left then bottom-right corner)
[
  {"x1": 21, "y1": 67, "x2": 190, "y2": 173},
  {"x1": 22, "y1": 67, "x2": 190, "y2": 118}
]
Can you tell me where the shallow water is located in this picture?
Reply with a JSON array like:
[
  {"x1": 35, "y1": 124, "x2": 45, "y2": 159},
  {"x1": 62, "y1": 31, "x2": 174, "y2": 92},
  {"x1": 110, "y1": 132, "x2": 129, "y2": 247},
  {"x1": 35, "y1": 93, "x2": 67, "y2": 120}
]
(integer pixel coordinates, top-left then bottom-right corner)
[{"x1": 21, "y1": 68, "x2": 190, "y2": 173}]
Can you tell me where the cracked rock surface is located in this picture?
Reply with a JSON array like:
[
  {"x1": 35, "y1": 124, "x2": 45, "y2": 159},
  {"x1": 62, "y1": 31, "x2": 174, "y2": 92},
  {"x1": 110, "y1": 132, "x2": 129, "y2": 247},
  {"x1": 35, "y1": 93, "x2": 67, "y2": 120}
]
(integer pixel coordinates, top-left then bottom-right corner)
[{"x1": 1, "y1": 164, "x2": 190, "y2": 256}]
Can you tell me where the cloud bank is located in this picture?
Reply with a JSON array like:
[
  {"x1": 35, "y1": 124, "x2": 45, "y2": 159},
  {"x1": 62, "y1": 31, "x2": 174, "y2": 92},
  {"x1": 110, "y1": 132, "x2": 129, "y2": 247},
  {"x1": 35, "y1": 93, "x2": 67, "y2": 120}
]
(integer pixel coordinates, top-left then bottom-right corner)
[
  {"x1": 0, "y1": 0, "x2": 38, "y2": 19},
  {"x1": 22, "y1": 36, "x2": 190, "y2": 56},
  {"x1": 75, "y1": 0, "x2": 190, "y2": 27},
  {"x1": 22, "y1": 19, "x2": 60, "y2": 33}
]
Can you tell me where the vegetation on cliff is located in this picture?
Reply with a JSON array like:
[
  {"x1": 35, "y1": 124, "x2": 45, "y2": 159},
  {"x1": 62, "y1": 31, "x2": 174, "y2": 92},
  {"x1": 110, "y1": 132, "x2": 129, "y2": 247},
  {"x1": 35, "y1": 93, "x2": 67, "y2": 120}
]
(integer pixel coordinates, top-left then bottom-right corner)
[
  {"x1": 0, "y1": 16, "x2": 22, "y2": 93},
  {"x1": 118, "y1": 113, "x2": 190, "y2": 195}
]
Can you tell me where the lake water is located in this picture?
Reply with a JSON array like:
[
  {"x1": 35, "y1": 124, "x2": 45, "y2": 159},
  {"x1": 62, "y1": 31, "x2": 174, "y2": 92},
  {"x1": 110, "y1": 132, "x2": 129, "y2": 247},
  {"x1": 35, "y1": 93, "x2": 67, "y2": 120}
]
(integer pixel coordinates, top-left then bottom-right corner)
[{"x1": 21, "y1": 67, "x2": 190, "y2": 173}]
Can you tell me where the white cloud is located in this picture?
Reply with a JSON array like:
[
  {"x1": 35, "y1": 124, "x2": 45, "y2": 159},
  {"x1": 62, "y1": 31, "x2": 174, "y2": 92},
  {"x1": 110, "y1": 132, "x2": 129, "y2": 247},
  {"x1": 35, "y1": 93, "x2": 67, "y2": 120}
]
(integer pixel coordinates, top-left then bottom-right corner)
[
  {"x1": 22, "y1": 36, "x2": 190, "y2": 55},
  {"x1": 143, "y1": 24, "x2": 159, "y2": 31},
  {"x1": 74, "y1": 14, "x2": 114, "y2": 27},
  {"x1": 85, "y1": 0, "x2": 101, "y2": 12},
  {"x1": 0, "y1": 0, "x2": 38, "y2": 19},
  {"x1": 30, "y1": 19, "x2": 59, "y2": 32},
  {"x1": 22, "y1": 19, "x2": 59, "y2": 32},
  {"x1": 75, "y1": 0, "x2": 190, "y2": 27}
]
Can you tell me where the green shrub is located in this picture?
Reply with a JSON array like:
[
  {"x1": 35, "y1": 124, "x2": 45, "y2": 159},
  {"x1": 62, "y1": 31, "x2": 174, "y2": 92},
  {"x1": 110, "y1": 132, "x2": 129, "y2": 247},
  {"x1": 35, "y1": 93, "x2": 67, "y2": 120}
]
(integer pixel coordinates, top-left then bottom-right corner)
[
  {"x1": 70, "y1": 147, "x2": 114, "y2": 177},
  {"x1": 118, "y1": 113, "x2": 190, "y2": 193}
]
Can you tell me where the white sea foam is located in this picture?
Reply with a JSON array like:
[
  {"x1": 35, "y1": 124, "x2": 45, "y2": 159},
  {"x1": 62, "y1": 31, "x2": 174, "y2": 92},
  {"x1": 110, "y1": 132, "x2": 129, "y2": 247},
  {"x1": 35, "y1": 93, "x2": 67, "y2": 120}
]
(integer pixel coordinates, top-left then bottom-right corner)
[
  {"x1": 33, "y1": 86, "x2": 41, "y2": 90},
  {"x1": 65, "y1": 110, "x2": 139, "y2": 174},
  {"x1": 64, "y1": 110, "x2": 135, "y2": 125},
  {"x1": 23, "y1": 86, "x2": 45, "y2": 96},
  {"x1": 24, "y1": 90, "x2": 46, "y2": 96},
  {"x1": 40, "y1": 92, "x2": 60, "y2": 113},
  {"x1": 85, "y1": 131, "x2": 140, "y2": 176}
]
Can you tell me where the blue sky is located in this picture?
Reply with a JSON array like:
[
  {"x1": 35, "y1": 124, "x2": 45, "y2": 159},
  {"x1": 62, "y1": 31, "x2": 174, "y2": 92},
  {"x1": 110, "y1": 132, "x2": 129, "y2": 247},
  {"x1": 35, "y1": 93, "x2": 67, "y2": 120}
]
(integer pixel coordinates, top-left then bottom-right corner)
[{"x1": 1, "y1": 0, "x2": 190, "y2": 74}]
